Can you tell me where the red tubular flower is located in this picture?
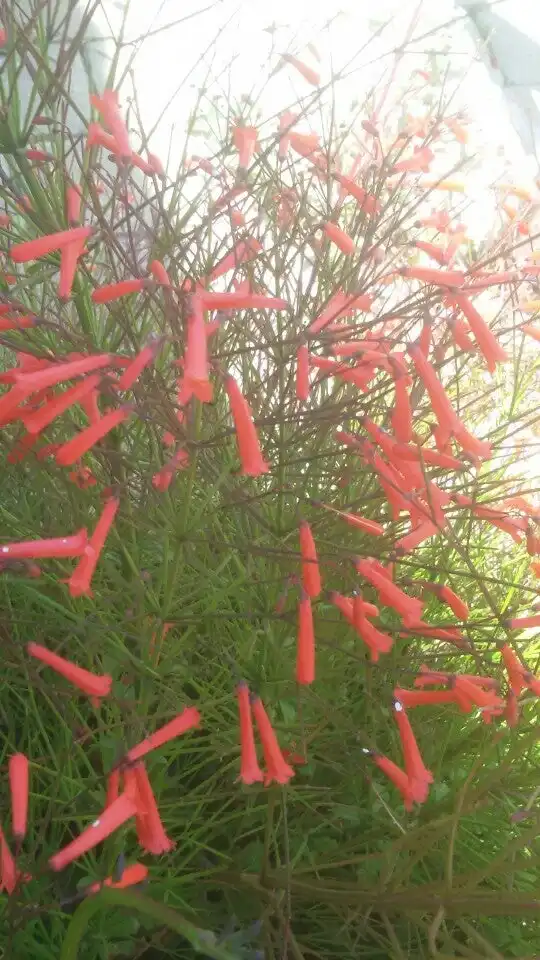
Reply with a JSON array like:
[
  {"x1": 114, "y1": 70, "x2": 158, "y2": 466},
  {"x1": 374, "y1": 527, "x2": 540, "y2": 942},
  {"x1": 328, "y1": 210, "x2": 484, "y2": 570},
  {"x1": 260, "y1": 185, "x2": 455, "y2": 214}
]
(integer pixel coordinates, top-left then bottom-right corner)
[
  {"x1": 446, "y1": 313, "x2": 476, "y2": 352},
  {"x1": 391, "y1": 374, "x2": 412, "y2": 443},
  {"x1": 232, "y1": 124, "x2": 258, "y2": 169},
  {"x1": 433, "y1": 584, "x2": 469, "y2": 620},
  {"x1": 296, "y1": 344, "x2": 310, "y2": 401},
  {"x1": 453, "y1": 677, "x2": 505, "y2": 716},
  {"x1": 289, "y1": 131, "x2": 320, "y2": 158},
  {"x1": 418, "y1": 319, "x2": 432, "y2": 357},
  {"x1": 278, "y1": 110, "x2": 297, "y2": 159},
  {"x1": 413, "y1": 240, "x2": 450, "y2": 266},
  {"x1": 297, "y1": 589, "x2": 315, "y2": 684},
  {"x1": 224, "y1": 375, "x2": 269, "y2": 476},
  {"x1": 92, "y1": 279, "x2": 145, "y2": 303},
  {"x1": 352, "y1": 594, "x2": 393, "y2": 660},
  {"x1": 90, "y1": 89, "x2": 131, "y2": 158},
  {"x1": 333, "y1": 175, "x2": 380, "y2": 216},
  {"x1": 393, "y1": 146, "x2": 434, "y2": 173},
  {"x1": 282, "y1": 53, "x2": 320, "y2": 85},
  {"x1": 308, "y1": 291, "x2": 372, "y2": 335},
  {"x1": 49, "y1": 793, "x2": 137, "y2": 871},
  {"x1": 199, "y1": 291, "x2": 288, "y2": 311},
  {"x1": 463, "y1": 270, "x2": 519, "y2": 291},
  {"x1": 399, "y1": 266, "x2": 464, "y2": 287},
  {"x1": 501, "y1": 644, "x2": 540, "y2": 696},
  {"x1": 210, "y1": 237, "x2": 262, "y2": 281},
  {"x1": 86, "y1": 121, "x2": 120, "y2": 153},
  {"x1": 0, "y1": 313, "x2": 37, "y2": 332},
  {"x1": 23, "y1": 375, "x2": 101, "y2": 436},
  {"x1": 105, "y1": 769, "x2": 121, "y2": 808},
  {"x1": 184, "y1": 299, "x2": 213, "y2": 402},
  {"x1": 355, "y1": 558, "x2": 423, "y2": 625},
  {"x1": 236, "y1": 682, "x2": 264, "y2": 784},
  {"x1": 393, "y1": 688, "x2": 456, "y2": 708},
  {"x1": 27, "y1": 642, "x2": 112, "y2": 699},
  {"x1": 323, "y1": 222, "x2": 356, "y2": 255},
  {"x1": 394, "y1": 520, "x2": 441, "y2": 554},
  {"x1": 55, "y1": 405, "x2": 132, "y2": 466},
  {"x1": 251, "y1": 697, "x2": 294, "y2": 785},
  {"x1": 447, "y1": 293, "x2": 508, "y2": 373},
  {"x1": 117, "y1": 341, "x2": 161, "y2": 391},
  {"x1": 149, "y1": 260, "x2": 170, "y2": 286},
  {"x1": 10, "y1": 226, "x2": 92, "y2": 263},
  {"x1": 329, "y1": 591, "x2": 379, "y2": 625},
  {"x1": 68, "y1": 497, "x2": 119, "y2": 598},
  {"x1": 58, "y1": 234, "x2": 87, "y2": 300},
  {"x1": 146, "y1": 151, "x2": 164, "y2": 176},
  {"x1": 88, "y1": 862, "x2": 148, "y2": 894},
  {"x1": 125, "y1": 706, "x2": 201, "y2": 764},
  {"x1": 407, "y1": 343, "x2": 461, "y2": 434},
  {"x1": 0, "y1": 529, "x2": 87, "y2": 559},
  {"x1": 393, "y1": 442, "x2": 465, "y2": 471},
  {"x1": 8, "y1": 753, "x2": 29, "y2": 840},
  {"x1": 152, "y1": 447, "x2": 190, "y2": 492},
  {"x1": 299, "y1": 520, "x2": 321, "y2": 598},
  {"x1": 14, "y1": 353, "x2": 111, "y2": 394},
  {"x1": 371, "y1": 753, "x2": 414, "y2": 810},
  {"x1": 507, "y1": 613, "x2": 540, "y2": 631},
  {"x1": 0, "y1": 826, "x2": 17, "y2": 894},
  {"x1": 314, "y1": 500, "x2": 384, "y2": 536},
  {"x1": 66, "y1": 184, "x2": 82, "y2": 224},
  {"x1": 124, "y1": 763, "x2": 174, "y2": 855},
  {"x1": 393, "y1": 701, "x2": 433, "y2": 802}
]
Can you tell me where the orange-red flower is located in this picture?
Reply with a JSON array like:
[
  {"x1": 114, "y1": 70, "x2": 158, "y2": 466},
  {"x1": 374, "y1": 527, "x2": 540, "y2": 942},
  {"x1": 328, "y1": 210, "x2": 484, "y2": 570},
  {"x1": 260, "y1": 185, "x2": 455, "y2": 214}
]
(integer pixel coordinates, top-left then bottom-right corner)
[
  {"x1": 184, "y1": 299, "x2": 213, "y2": 402},
  {"x1": 58, "y1": 233, "x2": 87, "y2": 300},
  {"x1": 124, "y1": 763, "x2": 174, "y2": 854},
  {"x1": 125, "y1": 706, "x2": 201, "y2": 764},
  {"x1": 0, "y1": 529, "x2": 87, "y2": 559},
  {"x1": 224, "y1": 375, "x2": 269, "y2": 476},
  {"x1": 393, "y1": 688, "x2": 456, "y2": 708},
  {"x1": 232, "y1": 124, "x2": 258, "y2": 169},
  {"x1": 447, "y1": 293, "x2": 508, "y2": 373},
  {"x1": 87, "y1": 862, "x2": 148, "y2": 894},
  {"x1": 68, "y1": 497, "x2": 119, "y2": 598},
  {"x1": 296, "y1": 344, "x2": 310, "y2": 401},
  {"x1": 355, "y1": 557, "x2": 423, "y2": 625},
  {"x1": 501, "y1": 644, "x2": 540, "y2": 696},
  {"x1": 393, "y1": 700, "x2": 433, "y2": 803},
  {"x1": 370, "y1": 753, "x2": 414, "y2": 810},
  {"x1": 210, "y1": 237, "x2": 262, "y2": 281},
  {"x1": 251, "y1": 697, "x2": 294, "y2": 785},
  {"x1": 66, "y1": 184, "x2": 82, "y2": 224},
  {"x1": 399, "y1": 266, "x2": 464, "y2": 287},
  {"x1": 55, "y1": 406, "x2": 132, "y2": 466},
  {"x1": 23, "y1": 375, "x2": 101, "y2": 436},
  {"x1": 281, "y1": 53, "x2": 320, "y2": 86},
  {"x1": 323, "y1": 222, "x2": 356, "y2": 255},
  {"x1": 299, "y1": 520, "x2": 321, "y2": 598},
  {"x1": 149, "y1": 260, "x2": 170, "y2": 286},
  {"x1": 296, "y1": 589, "x2": 315, "y2": 684},
  {"x1": 0, "y1": 826, "x2": 17, "y2": 894},
  {"x1": 92, "y1": 279, "x2": 145, "y2": 303},
  {"x1": 49, "y1": 793, "x2": 137, "y2": 871},
  {"x1": 27, "y1": 642, "x2": 112, "y2": 699},
  {"x1": 289, "y1": 131, "x2": 320, "y2": 158},
  {"x1": 313, "y1": 500, "x2": 384, "y2": 536},
  {"x1": 199, "y1": 291, "x2": 288, "y2": 311},
  {"x1": 116, "y1": 341, "x2": 161, "y2": 391},
  {"x1": 8, "y1": 753, "x2": 29, "y2": 840},
  {"x1": 352, "y1": 594, "x2": 393, "y2": 661},
  {"x1": 152, "y1": 447, "x2": 190, "y2": 492},
  {"x1": 10, "y1": 226, "x2": 92, "y2": 263},
  {"x1": 236, "y1": 682, "x2": 263, "y2": 784},
  {"x1": 90, "y1": 89, "x2": 131, "y2": 158}
]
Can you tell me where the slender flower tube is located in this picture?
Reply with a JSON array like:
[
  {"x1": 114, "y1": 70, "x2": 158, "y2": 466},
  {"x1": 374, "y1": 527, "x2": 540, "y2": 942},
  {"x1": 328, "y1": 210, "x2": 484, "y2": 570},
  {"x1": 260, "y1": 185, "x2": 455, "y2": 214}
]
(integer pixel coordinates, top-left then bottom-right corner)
[
  {"x1": 328, "y1": 591, "x2": 379, "y2": 625},
  {"x1": 55, "y1": 406, "x2": 132, "y2": 466},
  {"x1": 296, "y1": 589, "x2": 315, "y2": 684},
  {"x1": 393, "y1": 701, "x2": 433, "y2": 802},
  {"x1": 116, "y1": 342, "x2": 161, "y2": 391},
  {"x1": 355, "y1": 558, "x2": 423, "y2": 625},
  {"x1": 333, "y1": 175, "x2": 380, "y2": 215},
  {"x1": 10, "y1": 226, "x2": 92, "y2": 263},
  {"x1": 281, "y1": 53, "x2": 320, "y2": 85},
  {"x1": 124, "y1": 763, "x2": 174, "y2": 854},
  {"x1": 232, "y1": 124, "x2": 258, "y2": 168},
  {"x1": 27, "y1": 642, "x2": 112, "y2": 699},
  {"x1": 49, "y1": 794, "x2": 137, "y2": 871},
  {"x1": 323, "y1": 222, "x2": 356, "y2": 255},
  {"x1": 413, "y1": 240, "x2": 450, "y2": 265},
  {"x1": 199, "y1": 291, "x2": 288, "y2": 311},
  {"x1": 501, "y1": 644, "x2": 540, "y2": 696},
  {"x1": 92, "y1": 279, "x2": 145, "y2": 303},
  {"x1": 184, "y1": 298, "x2": 212, "y2": 402},
  {"x1": 87, "y1": 862, "x2": 148, "y2": 894},
  {"x1": 149, "y1": 260, "x2": 170, "y2": 286},
  {"x1": 90, "y1": 89, "x2": 131, "y2": 158},
  {"x1": 371, "y1": 753, "x2": 414, "y2": 810},
  {"x1": 296, "y1": 344, "x2": 310, "y2": 401},
  {"x1": 393, "y1": 688, "x2": 457, "y2": 708},
  {"x1": 237, "y1": 682, "x2": 263, "y2": 784},
  {"x1": 152, "y1": 447, "x2": 190, "y2": 492},
  {"x1": 391, "y1": 374, "x2": 412, "y2": 443},
  {"x1": 447, "y1": 293, "x2": 508, "y2": 372},
  {"x1": 352, "y1": 594, "x2": 393, "y2": 660},
  {"x1": 66, "y1": 184, "x2": 82, "y2": 224},
  {"x1": 58, "y1": 235, "x2": 87, "y2": 300},
  {"x1": 251, "y1": 697, "x2": 294, "y2": 785},
  {"x1": 0, "y1": 530, "x2": 87, "y2": 559},
  {"x1": 299, "y1": 520, "x2": 321, "y2": 598},
  {"x1": 9, "y1": 754, "x2": 29, "y2": 840},
  {"x1": 0, "y1": 827, "x2": 17, "y2": 894},
  {"x1": 14, "y1": 353, "x2": 111, "y2": 394},
  {"x1": 399, "y1": 266, "x2": 464, "y2": 287},
  {"x1": 210, "y1": 238, "x2": 262, "y2": 281},
  {"x1": 125, "y1": 707, "x2": 201, "y2": 764},
  {"x1": 68, "y1": 497, "x2": 119, "y2": 598},
  {"x1": 313, "y1": 501, "x2": 384, "y2": 536},
  {"x1": 224, "y1": 375, "x2": 269, "y2": 476},
  {"x1": 289, "y1": 131, "x2": 320, "y2": 158}
]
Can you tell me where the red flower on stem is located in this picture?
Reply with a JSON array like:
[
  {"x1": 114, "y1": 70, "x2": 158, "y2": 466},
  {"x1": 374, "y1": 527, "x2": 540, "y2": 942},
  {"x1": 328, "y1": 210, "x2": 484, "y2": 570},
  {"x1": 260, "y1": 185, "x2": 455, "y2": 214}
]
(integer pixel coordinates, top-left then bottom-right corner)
[
  {"x1": 49, "y1": 793, "x2": 137, "y2": 871},
  {"x1": 296, "y1": 344, "x2": 310, "y2": 401},
  {"x1": 184, "y1": 298, "x2": 213, "y2": 403},
  {"x1": 323, "y1": 222, "x2": 356, "y2": 255},
  {"x1": 232, "y1": 124, "x2": 258, "y2": 169},
  {"x1": 55, "y1": 405, "x2": 132, "y2": 466},
  {"x1": 251, "y1": 697, "x2": 295, "y2": 786},
  {"x1": 0, "y1": 826, "x2": 17, "y2": 894},
  {"x1": 68, "y1": 496, "x2": 120, "y2": 598},
  {"x1": 116, "y1": 341, "x2": 162, "y2": 392},
  {"x1": 199, "y1": 291, "x2": 288, "y2": 311},
  {"x1": 125, "y1": 706, "x2": 201, "y2": 764},
  {"x1": 224, "y1": 375, "x2": 269, "y2": 476},
  {"x1": 210, "y1": 237, "x2": 262, "y2": 281},
  {"x1": 236, "y1": 682, "x2": 264, "y2": 784},
  {"x1": 393, "y1": 700, "x2": 433, "y2": 803},
  {"x1": 8, "y1": 753, "x2": 29, "y2": 841},
  {"x1": 27, "y1": 642, "x2": 112, "y2": 700},
  {"x1": 501, "y1": 644, "x2": 540, "y2": 696},
  {"x1": 299, "y1": 520, "x2": 321, "y2": 598},
  {"x1": 23, "y1": 375, "x2": 102, "y2": 436},
  {"x1": 355, "y1": 557, "x2": 423, "y2": 625},
  {"x1": 90, "y1": 89, "x2": 131, "y2": 158},
  {"x1": 91, "y1": 279, "x2": 145, "y2": 303},
  {"x1": 281, "y1": 53, "x2": 320, "y2": 86},
  {"x1": 87, "y1": 862, "x2": 148, "y2": 894},
  {"x1": 10, "y1": 226, "x2": 92, "y2": 263},
  {"x1": 297, "y1": 589, "x2": 315, "y2": 684},
  {"x1": 124, "y1": 763, "x2": 174, "y2": 854},
  {"x1": 352, "y1": 594, "x2": 393, "y2": 661},
  {"x1": 370, "y1": 753, "x2": 414, "y2": 810},
  {"x1": 0, "y1": 529, "x2": 87, "y2": 559}
]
